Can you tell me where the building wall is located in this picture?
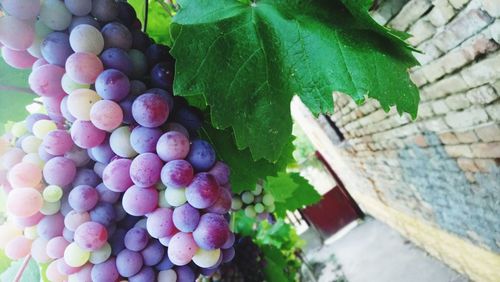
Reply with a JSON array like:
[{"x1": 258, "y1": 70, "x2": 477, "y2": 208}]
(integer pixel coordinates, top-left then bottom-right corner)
[{"x1": 295, "y1": 0, "x2": 500, "y2": 281}]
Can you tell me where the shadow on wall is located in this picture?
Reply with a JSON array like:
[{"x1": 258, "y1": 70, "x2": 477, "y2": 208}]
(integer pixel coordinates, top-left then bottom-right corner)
[{"x1": 396, "y1": 132, "x2": 500, "y2": 252}]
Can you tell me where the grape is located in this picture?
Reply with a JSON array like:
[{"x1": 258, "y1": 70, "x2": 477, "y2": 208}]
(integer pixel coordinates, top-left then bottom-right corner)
[
  {"x1": 101, "y1": 22, "x2": 133, "y2": 50},
  {"x1": 109, "y1": 228, "x2": 126, "y2": 255},
  {"x1": 141, "y1": 240, "x2": 165, "y2": 266},
  {"x1": 0, "y1": 16, "x2": 35, "y2": 50},
  {"x1": 171, "y1": 203, "x2": 199, "y2": 233},
  {"x1": 244, "y1": 206, "x2": 256, "y2": 218},
  {"x1": 7, "y1": 188, "x2": 43, "y2": 217},
  {"x1": 74, "y1": 222, "x2": 108, "y2": 251},
  {"x1": 90, "y1": 100, "x2": 124, "y2": 131},
  {"x1": 117, "y1": 2, "x2": 137, "y2": 26},
  {"x1": 8, "y1": 162, "x2": 42, "y2": 188},
  {"x1": 68, "y1": 263, "x2": 92, "y2": 281},
  {"x1": 262, "y1": 194, "x2": 275, "y2": 206},
  {"x1": 160, "y1": 160, "x2": 194, "y2": 189},
  {"x1": 70, "y1": 120, "x2": 106, "y2": 149},
  {"x1": 254, "y1": 203, "x2": 265, "y2": 214},
  {"x1": 185, "y1": 173, "x2": 220, "y2": 209},
  {"x1": 28, "y1": 64, "x2": 66, "y2": 97},
  {"x1": 146, "y1": 208, "x2": 175, "y2": 238},
  {"x1": 130, "y1": 266, "x2": 155, "y2": 282},
  {"x1": 158, "y1": 269, "x2": 177, "y2": 281},
  {"x1": 206, "y1": 187, "x2": 232, "y2": 214},
  {"x1": 90, "y1": 202, "x2": 116, "y2": 226},
  {"x1": 64, "y1": 0, "x2": 92, "y2": 16},
  {"x1": 193, "y1": 213, "x2": 229, "y2": 250},
  {"x1": 32, "y1": 237, "x2": 51, "y2": 263},
  {"x1": 96, "y1": 183, "x2": 120, "y2": 204},
  {"x1": 56, "y1": 258, "x2": 82, "y2": 275},
  {"x1": 64, "y1": 242, "x2": 90, "y2": 267},
  {"x1": 60, "y1": 96, "x2": 76, "y2": 122},
  {"x1": 39, "y1": 0, "x2": 72, "y2": 31},
  {"x1": 67, "y1": 89, "x2": 101, "y2": 121},
  {"x1": 1, "y1": 47, "x2": 37, "y2": 69},
  {"x1": 116, "y1": 249, "x2": 143, "y2": 277},
  {"x1": 131, "y1": 30, "x2": 152, "y2": 52},
  {"x1": 102, "y1": 158, "x2": 133, "y2": 192},
  {"x1": 145, "y1": 44, "x2": 170, "y2": 67},
  {"x1": 130, "y1": 126, "x2": 162, "y2": 154},
  {"x1": 37, "y1": 213, "x2": 65, "y2": 240},
  {"x1": 5, "y1": 236, "x2": 32, "y2": 259},
  {"x1": 119, "y1": 96, "x2": 134, "y2": 124},
  {"x1": 109, "y1": 126, "x2": 137, "y2": 158},
  {"x1": 41, "y1": 32, "x2": 73, "y2": 66},
  {"x1": 91, "y1": 257, "x2": 120, "y2": 282},
  {"x1": 241, "y1": 192, "x2": 254, "y2": 204},
  {"x1": 165, "y1": 187, "x2": 187, "y2": 207},
  {"x1": 89, "y1": 243, "x2": 111, "y2": 264},
  {"x1": 25, "y1": 113, "x2": 50, "y2": 132},
  {"x1": 130, "y1": 153, "x2": 163, "y2": 187},
  {"x1": 222, "y1": 232, "x2": 235, "y2": 249},
  {"x1": 156, "y1": 131, "x2": 189, "y2": 162},
  {"x1": 167, "y1": 232, "x2": 198, "y2": 266},
  {"x1": 186, "y1": 140, "x2": 216, "y2": 172},
  {"x1": 1, "y1": 0, "x2": 40, "y2": 20},
  {"x1": 151, "y1": 62, "x2": 174, "y2": 90},
  {"x1": 100, "y1": 47, "x2": 133, "y2": 76},
  {"x1": 43, "y1": 96, "x2": 65, "y2": 118},
  {"x1": 192, "y1": 248, "x2": 221, "y2": 268},
  {"x1": 122, "y1": 186, "x2": 158, "y2": 216},
  {"x1": 66, "y1": 52, "x2": 104, "y2": 84},
  {"x1": 65, "y1": 146, "x2": 91, "y2": 167},
  {"x1": 91, "y1": 0, "x2": 119, "y2": 22},
  {"x1": 208, "y1": 161, "x2": 230, "y2": 185},
  {"x1": 124, "y1": 227, "x2": 149, "y2": 251},
  {"x1": 70, "y1": 24, "x2": 104, "y2": 55},
  {"x1": 64, "y1": 210, "x2": 91, "y2": 231},
  {"x1": 43, "y1": 156, "x2": 77, "y2": 186},
  {"x1": 222, "y1": 247, "x2": 235, "y2": 263},
  {"x1": 73, "y1": 168, "x2": 100, "y2": 187},
  {"x1": 63, "y1": 228, "x2": 75, "y2": 242},
  {"x1": 12, "y1": 212, "x2": 43, "y2": 228},
  {"x1": 88, "y1": 138, "x2": 114, "y2": 164},
  {"x1": 173, "y1": 106, "x2": 203, "y2": 135},
  {"x1": 61, "y1": 73, "x2": 90, "y2": 94},
  {"x1": 175, "y1": 265, "x2": 196, "y2": 282},
  {"x1": 95, "y1": 69, "x2": 130, "y2": 101},
  {"x1": 128, "y1": 49, "x2": 148, "y2": 79},
  {"x1": 42, "y1": 129, "x2": 73, "y2": 156},
  {"x1": 156, "y1": 254, "x2": 174, "y2": 271},
  {"x1": 252, "y1": 184, "x2": 263, "y2": 196},
  {"x1": 69, "y1": 16, "x2": 101, "y2": 32},
  {"x1": 47, "y1": 236, "x2": 70, "y2": 259},
  {"x1": 46, "y1": 260, "x2": 67, "y2": 282},
  {"x1": 41, "y1": 200, "x2": 61, "y2": 215},
  {"x1": 69, "y1": 185, "x2": 99, "y2": 212},
  {"x1": 43, "y1": 185, "x2": 63, "y2": 202},
  {"x1": 132, "y1": 93, "x2": 170, "y2": 128},
  {"x1": 1, "y1": 148, "x2": 25, "y2": 169}
]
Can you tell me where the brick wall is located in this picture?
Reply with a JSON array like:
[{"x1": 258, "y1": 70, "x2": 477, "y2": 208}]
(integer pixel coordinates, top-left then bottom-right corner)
[{"x1": 306, "y1": 0, "x2": 499, "y2": 279}]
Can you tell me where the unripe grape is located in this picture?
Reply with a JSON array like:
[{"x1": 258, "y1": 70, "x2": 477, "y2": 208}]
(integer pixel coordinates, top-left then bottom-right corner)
[{"x1": 241, "y1": 192, "x2": 254, "y2": 204}]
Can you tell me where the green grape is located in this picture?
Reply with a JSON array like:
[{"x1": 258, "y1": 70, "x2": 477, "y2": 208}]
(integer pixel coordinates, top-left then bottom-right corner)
[
  {"x1": 254, "y1": 203, "x2": 265, "y2": 214},
  {"x1": 231, "y1": 198, "x2": 243, "y2": 210},
  {"x1": 40, "y1": 200, "x2": 60, "y2": 215},
  {"x1": 43, "y1": 185, "x2": 63, "y2": 202},
  {"x1": 158, "y1": 190, "x2": 171, "y2": 208},
  {"x1": 262, "y1": 194, "x2": 275, "y2": 206},
  {"x1": 11, "y1": 122, "x2": 27, "y2": 137},
  {"x1": 244, "y1": 205, "x2": 256, "y2": 218},
  {"x1": 241, "y1": 191, "x2": 254, "y2": 204},
  {"x1": 89, "y1": 243, "x2": 111, "y2": 264},
  {"x1": 32, "y1": 120, "x2": 57, "y2": 139},
  {"x1": 266, "y1": 204, "x2": 275, "y2": 213},
  {"x1": 252, "y1": 184, "x2": 263, "y2": 196},
  {"x1": 64, "y1": 242, "x2": 90, "y2": 267}
]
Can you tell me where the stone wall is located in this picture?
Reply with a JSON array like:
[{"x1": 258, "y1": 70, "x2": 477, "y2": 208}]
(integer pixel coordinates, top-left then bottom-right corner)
[{"x1": 302, "y1": 0, "x2": 499, "y2": 280}]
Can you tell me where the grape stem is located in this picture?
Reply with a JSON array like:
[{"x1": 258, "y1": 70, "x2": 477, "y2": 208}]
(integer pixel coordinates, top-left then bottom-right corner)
[
  {"x1": 143, "y1": 0, "x2": 149, "y2": 32},
  {"x1": 14, "y1": 255, "x2": 31, "y2": 282}
]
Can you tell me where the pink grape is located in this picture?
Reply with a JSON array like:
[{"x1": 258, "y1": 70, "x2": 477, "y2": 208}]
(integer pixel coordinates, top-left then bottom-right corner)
[
  {"x1": 75, "y1": 222, "x2": 108, "y2": 251},
  {"x1": 130, "y1": 126, "x2": 162, "y2": 154},
  {"x1": 1, "y1": 47, "x2": 37, "y2": 69},
  {"x1": 208, "y1": 161, "x2": 230, "y2": 185},
  {"x1": 64, "y1": 210, "x2": 91, "y2": 231},
  {"x1": 7, "y1": 187, "x2": 43, "y2": 217},
  {"x1": 47, "y1": 236, "x2": 70, "y2": 259},
  {"x1": 66, "y1": 52, "x2": 104, "y2": 84},
  {"x1": 185, "y1": 173, "x2": 220, "y2": 209},
  {"x1": 124, "y1": 227, "x2": 149, "y2": 251},
  {"x1": 70, "y1": 120, "x2": 106, "y2": 149},
  {"x1": 1, "y1": 148, "x2": 25, "y2": 169},
  {"x1": 132, "y1": 93, "x2": 169, "y2": 128},
  {"x1": 42, "y1": 96, "x2": 65, "y2": 117},
  {"x1": 5, "y1": 236, "x2": 32, "y2": 259},
  {"x1": 57, "y1": 258, "x2": 82, "y2": 275},
  {"x1": 68, "y1": 263, "x2": 92, "y2": 281},
  {"x1": 43, "y1": 156, "x2": 77, "y2": 186},
  {"x1": 193, "y1": 213, "x2": 229, "y2": 250},
  {"x1": 156, "y1": 131, "x2": 190, "y2": 162},
  {"x1": 206, "y1": 187, "x2": 232, "y2": 214},
  {"x1": 32, "y1": 58, "x2": 49, "y2": 69},
  {"x1": 102, "y1": 158, "x2": 133, "y2": 192},
  {"x1": 130, "y1": 153, "x2": 162, "y2": 187},
  {"x1": 160, "y1": 160, "x2": 194, "y2": 189},
  {"x1": 1, "y1": 0, "x2": 41, "y2": 20},
  {"x1": 0, "y1": 16, "x2": 35, "y2": 50},
  {"x1": 46, "y1": 260, "x2": 67, "y2": 282},
  {"x1": 167, "y1": 232, "x2": 198, "y2": 266},
  {"x1": 12, "y1": 212, "x2": 44, "y2": 227},
  {"x1": 172, "y1": 204, "x2": 200, "y2": 233},
  {"x1": 43, "y1": 129, "x2": 73, "y2": 156},
  {"x1": 122, "y1": 186, "x2": 158, "y2": 216},
  {"x1": 65, "y1": 146, "x2": 91, "y2": 167},
  {"x1": 28, "y1": 64, "x2": 66, "y2": 97},
  {"x1": 31, "y1": 238, "x2": 51, "y2": 263},
  {"x1": 8, "y1": 162, "x2": 42, "y2": 188},
  {"x1": 146, "y1": 208, "x2": 175, "y2": 239},
  {"x1": 90, "y1": 100, "x2": 123, "y2": 131}
]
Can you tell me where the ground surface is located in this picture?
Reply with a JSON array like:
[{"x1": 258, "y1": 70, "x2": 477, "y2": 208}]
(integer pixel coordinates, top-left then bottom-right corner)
[{"x1": 304, "y1": 218, "x2": 468, "y2": 282}]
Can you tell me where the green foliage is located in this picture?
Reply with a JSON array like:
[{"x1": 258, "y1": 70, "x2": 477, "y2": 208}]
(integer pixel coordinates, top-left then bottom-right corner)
[
  {"x1": 171, "y1": 0, "x2": 419, "y2": 163},
  {"x1": 0, "y1": 258, "x2": 40, "y2": 282},
  {"x1": 129, "y1": 0, "x2": 173, "y2": 45}
]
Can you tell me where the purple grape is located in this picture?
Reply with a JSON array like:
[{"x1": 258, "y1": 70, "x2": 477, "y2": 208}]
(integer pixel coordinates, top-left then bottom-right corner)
[
  {"x1": 129, "y1": 266, "x2": 155, "y2": 282},
  {"x1": 101, "y1": 22, "x2": 132, "y2": 50},
  {"x1": 129, "y1": 80, "x2": 147, "y2": 97},
  {"x1": 222, "y1": 247, "x2": 235, "y2": 263},
  {"x1": 41, "y1": 32, "x2": 73, "y2": 66},
  {"x1": 193, "y1": 213, "x2": 229, "y2": 250},
  {"x1": 119, "y1": 96, "x2": 134, "y2": 124},
  {"x1": 117, "y1": 2, "x2": 137, "y2": 27},
  {"x1": 172, "y1": 203, "x2": 200, "y2": 233},
  {"x1": 146, "y1": 208, "x2": 175, "y2": 239},
  {"x1": 114, "y1": 202, "x2": 127, "y2": 221},
  {"x1": 89, "y1": 136, "x2": 115, "y2": 164},
  {"x1": 145, "y1": 44, "x2": 171, "y2": 67},
  {"x1": 64, "y1": 0, "x2": 92, "y2": 16},
  {"x1": 102, "y1": 158, "x2": 133, "y2": 192},
  {"x1": 222, "y1": 232, "x2": 235, "y2": 249},
  {"x1": 91, "y1": 257, "x2": 120, "y2": 282},
  {"x1": 95, "y1": 69, "x2": 130, "y2": 101},
  {"x1": 132, "y1": 93, "x2": 169, "y2": 128},
  {"x1": 205, "y1": 187, "x2": 231, "y2": 214},
  {"x1": 116, "y1": 249, "x2": 143, "y2": 277},
  {"x1": 91, "y1": 0, "x2": 118, "y2": 22},
  {"x1": 155, "y1": 254, "x2": 174, "y2": 271},
  {"x1": 38, "y1": 146, "x2": 55, "y2": 162},
  {"x1": 185, "y1": 173, "x2": 220, "y2": 209},
  {"x1": 130, "y1": 153, "x2": 163, "y2": 187},
  {"x1": 100, "y1": 48, "x2": 133, "y2": 76},
  {"x1": 110, "y1": 228, "x2": 126, "y2": 255},
  {"x1": 130, "y1": 126, "x2": 162, "y2": 154},
  {"x1": 42, "y1": 129, "x2": 73, "y2": 156},
  {"x1": 63, "y1": 227, "x2": 74, "y2": 242},
  {"x1": 124, "y1": 227, "x2": 149, "y2": 251},
  {"x1": 37, "y1": 213, "x2": 64, "y2": 240},
  {"x1": 173, "y1": 106, "x2": 203, "y2": 135},
  {"x1": 208, "y1": 161, "x2": 230, "y2": 185},
  {"x1": 186, "y1": 140, "x2": 216, "y2": 172},
  {"x1": 43, "y1": 156, "x2": 77, "y2": 186},
  {"x1": 68, "y1": 185, "x2": 99, "y2": 212},
  {"x1": 161, "y1": 160, "x2": 194, "y2": 189},
  {"x1": 94, "y1": 162, "x2": 106, "y2": 178},
  {"x1": 96, "y1": 183, "x2": 120, "y2": 204},
  {"x1": 150, "y1": 62, "x2": 174, "y2": 90},
  {"x1": 90, "y1": 202, "x2": 116, "y2": 226},
  {"x1": 140, "y1": 240, "x2": 164, "y2": 266},
  {"x1": 146, "y1": 88, "x2": 174, "y2": 110},
  {"x1": 131, "y1": 30, "x2": 152, "y2": 52},
  {"x1": 72, "y1": 168, "x2": 100, "y2": 187},
  {"x1": 70, "y1": 120, "x2": 106, "y2": 149},
  {"x1": 156, "y1": 131, "x2": 189, "y2": 162},
  {"x1": 122, "y1": 186, "x2": 158, "y2": 216},
  {"x1": 164, "y1": 122, "x2": 189, "y2": 138},
  {"x1": 119, "y1": 215, "x2": 141, "y2": 230},
  {"x1": 69, "y1": 16, "x2": 101, "y2": 32},
  {"x1": 74, "y1": 221, "x2": 108, "y2": 251},
  {"x1": 128, "y1": 49, "x2": 148, "y2": 79},
  {"x1": 175, "y1": 266, "x2": 196, "y2": 282},
  {"x1": 64, "y1": 146, "x2": 91, "y2": 168}
]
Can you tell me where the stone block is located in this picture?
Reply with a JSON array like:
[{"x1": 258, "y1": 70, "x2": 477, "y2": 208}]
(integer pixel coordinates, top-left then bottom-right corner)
[
  {"x1": 428, "y1": 1, "x2": 455, "y2": 26},
  {"x1": 444, "y1": 108, "x2": 489, "y2": 128},
  {"x1": 422, "y1": 74, "x2": 469, "y2": 100},
  {"x1": 413, "y1": 42, "x2": 443, "y2": 65},
  {"x1": 445, "y1": 94, "x2": 471, "y2": 111},
  {"x1": 457, "y1": 158, "x2": 480, "y2": 172},
  {"x1": 474, "y1": 158, "x2": 497, "y2": 172},
  {"x1": 466, "y1": 85, "x2": 498, "y2": 105},
  {"x1": 461, "y1": 52, "x2": 500, "y2": 88},
  {"x1": 408, "y1": 20, "x2": 436, "y2": 46},
  {"x1": 439, "y1": 132, "x2": 460, "y2": 144},
  {"x1": 418, "y1": 102, "x2": 434, "y2": 118},
  {"x1": 390, "y1": 0, "x2": 433, "y2": 31},
  {"x1": 431, "y1": 99, "x2": 450, "y2": 115},
  {"x1": 422, "y1": 118, "x2": 450, "y2": 132},
  {"x1": 475, "y1": 123, "x2": 500, "y2": 142},
  {"x1": 471, "y1": 142, "x2": 500, "y2": 158},
  {"x1": 445, "y1": 144, "x2": 474, "y2": 157},
  {"x1": 455, "y1": 130, "x2": 479, "y2": 143},
  {"x1": 485, "y1": 102, "x2": 500, "y2": 121},
  {"x1": 480, "y1": 0, "x2": 500, "y2": 17},
  {"x1": 448, "y1": 0, "x2": 469, "y2": 9}
]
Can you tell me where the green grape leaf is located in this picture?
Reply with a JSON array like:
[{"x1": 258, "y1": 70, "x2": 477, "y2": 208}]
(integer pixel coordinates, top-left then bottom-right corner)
[
  {"x1": 171, "y1": 0, "x2": 419, "y2": 161},
  {"x1": 0, "y1": 258, "x2": 40, "y2": 282},
  {"x1": 129, "y1": 0, "x2": 173, "y2": 46}
]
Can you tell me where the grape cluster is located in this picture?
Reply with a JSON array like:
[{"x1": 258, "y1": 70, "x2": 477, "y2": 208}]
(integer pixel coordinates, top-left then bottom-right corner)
[
  {"x1": 231, "y1": 184, "x2": 275, "y2": 219},
  {"x1": 0, "y1": 1, "x2": 235, "y2": 281}
]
